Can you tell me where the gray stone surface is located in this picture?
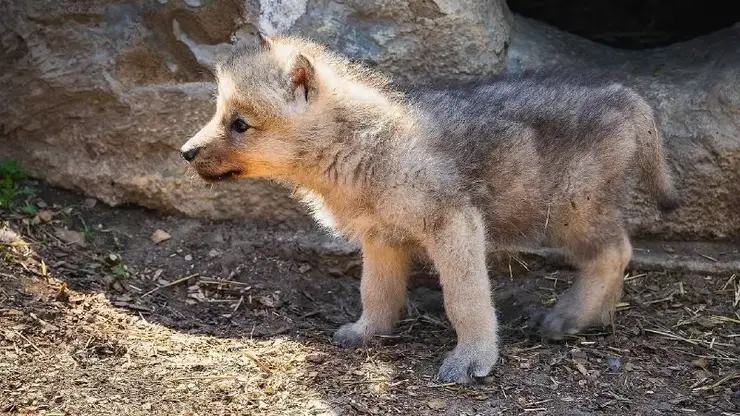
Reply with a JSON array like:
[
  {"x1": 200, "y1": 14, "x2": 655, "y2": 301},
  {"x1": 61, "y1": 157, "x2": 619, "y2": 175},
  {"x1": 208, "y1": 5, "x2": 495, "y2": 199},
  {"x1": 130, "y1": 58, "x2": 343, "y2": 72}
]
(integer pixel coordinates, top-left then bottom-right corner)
[
  {"x1": 0, "y1": 0, "x2": 299, "y2": 222},
  {"x1": 0, "y1": 0, "x2": 510, "y2": 224},
  {"x1": 508, "y1": 16, "x2": 740, "y2": 240},
  {"x1": 282, "y1": 0, "x2": 511, "y2": 84}
]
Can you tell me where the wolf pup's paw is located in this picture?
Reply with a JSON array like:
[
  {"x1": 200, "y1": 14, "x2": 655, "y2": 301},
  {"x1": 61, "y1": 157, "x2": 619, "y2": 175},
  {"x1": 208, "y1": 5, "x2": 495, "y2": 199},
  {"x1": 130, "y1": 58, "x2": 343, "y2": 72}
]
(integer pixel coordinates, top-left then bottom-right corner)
[
  {"x1": 332, "y1": 323, "x2": 366, "y2": 349},
  {"x1": 529, "y1": 306, "x2": 585, "y2": 340},
  {"x1": 437, "y1": 342, "x2": 499, "y2": 384}
]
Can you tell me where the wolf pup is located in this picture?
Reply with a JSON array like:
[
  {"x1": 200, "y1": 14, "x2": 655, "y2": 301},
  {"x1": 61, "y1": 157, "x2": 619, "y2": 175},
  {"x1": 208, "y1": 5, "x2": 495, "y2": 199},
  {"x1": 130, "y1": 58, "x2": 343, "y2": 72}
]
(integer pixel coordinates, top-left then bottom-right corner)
[{"x1": 180, "y1": 34, "x2": 678, "y2": 384}]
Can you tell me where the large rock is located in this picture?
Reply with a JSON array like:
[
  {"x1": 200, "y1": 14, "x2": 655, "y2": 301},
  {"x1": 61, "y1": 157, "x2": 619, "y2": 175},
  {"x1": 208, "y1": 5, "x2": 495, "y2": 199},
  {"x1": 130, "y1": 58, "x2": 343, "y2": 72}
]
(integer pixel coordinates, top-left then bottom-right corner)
[
  {"x1": 507, "y1": 16, "x2": 740, "y2": 240},
  {"x1": 0, "y1": 0, "x2": 510, "y2": 225}
]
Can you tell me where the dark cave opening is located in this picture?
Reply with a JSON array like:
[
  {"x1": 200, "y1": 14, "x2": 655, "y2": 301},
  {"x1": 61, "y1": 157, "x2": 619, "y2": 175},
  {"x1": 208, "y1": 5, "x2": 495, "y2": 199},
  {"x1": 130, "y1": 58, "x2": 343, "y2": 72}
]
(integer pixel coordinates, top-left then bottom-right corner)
[{"x1": 506, "y1": 0, "x2": 740, "y2": 49}]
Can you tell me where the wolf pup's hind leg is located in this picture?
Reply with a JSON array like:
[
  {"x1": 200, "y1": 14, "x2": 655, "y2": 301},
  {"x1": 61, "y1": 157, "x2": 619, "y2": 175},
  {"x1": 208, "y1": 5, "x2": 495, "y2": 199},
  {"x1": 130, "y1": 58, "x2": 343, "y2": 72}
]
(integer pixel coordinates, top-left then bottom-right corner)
[{"x1": 537, "y1": 203, "x2": 632, "y2": 339}]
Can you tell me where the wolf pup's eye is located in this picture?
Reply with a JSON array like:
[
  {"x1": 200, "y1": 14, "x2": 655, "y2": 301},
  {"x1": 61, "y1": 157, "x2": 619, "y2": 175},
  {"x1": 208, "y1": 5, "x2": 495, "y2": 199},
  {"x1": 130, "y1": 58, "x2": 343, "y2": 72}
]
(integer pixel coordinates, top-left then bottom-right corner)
[{"x1": 230, "y1": 118, "x2": 250, "y2": 134}]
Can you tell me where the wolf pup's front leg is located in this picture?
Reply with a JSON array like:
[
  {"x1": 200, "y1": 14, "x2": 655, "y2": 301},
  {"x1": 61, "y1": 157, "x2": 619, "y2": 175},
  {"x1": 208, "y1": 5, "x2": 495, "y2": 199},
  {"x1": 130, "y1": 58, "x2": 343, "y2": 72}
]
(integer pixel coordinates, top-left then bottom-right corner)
[
  {"x1": 332, "y1": 241, "x2": 410, "y2": 348},
  {"x1": 425, "y1": 208, "x2": 499, "y2": 383}
]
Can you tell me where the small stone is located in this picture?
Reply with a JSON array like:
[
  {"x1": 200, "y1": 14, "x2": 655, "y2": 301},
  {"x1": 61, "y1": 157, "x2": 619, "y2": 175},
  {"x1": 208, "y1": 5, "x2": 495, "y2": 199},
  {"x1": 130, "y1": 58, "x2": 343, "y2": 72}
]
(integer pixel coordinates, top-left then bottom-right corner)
[
  {"x1": 36, "y1": 200, "x2": 47, "y2": 208},
  {"x1": 298, "y1": 263, "x2": 312, "y2": 273},
  {"x1": 427, "y1": 399, "x2": 446, "y2": 410},
  {"x1": 607, "y1": 357, "x2": 621, "y2": 372},
  {"x1": 83, "y1": 198, "x2": 98, "y2": 208},
  {"x1": 625, "y1": 362, "x2": 635, "y2": 371},
  {"x1": 150, "y1": 229, "x2": 171, "y2": 244},
  {"x1": 36, "y1": 210, "x2": 53, "y2": 223},
  {"x1": 208, "y1": 248, "x2": 222, "y2": 258},
  {"x1": 184, "y1": 254, "x2": 193, "y2": 262},
  {"x1": 54, "y1": 228, "x2": 85, "y2": 247},
  {"x1": 570, "y1": 348, "x2": 587, "y2": 361},
  {"x1": 731, "y1": 389, "x2": 740, "y2": 407},
  {"x1": 142, "y1": 402, "x2": 152, "y2": 410},
  {"x1": 213, "y1": 379, "x2": 235, "y2": 392},
  {"x1": 691, "y1": 358, "x2": 708, "y2": 370},
  {"x1": 0, "y1": 228, "x2": 22, "y2": 243},
  {"x1": 258, "y1": 295, "x2": 275, "y2": 308}
]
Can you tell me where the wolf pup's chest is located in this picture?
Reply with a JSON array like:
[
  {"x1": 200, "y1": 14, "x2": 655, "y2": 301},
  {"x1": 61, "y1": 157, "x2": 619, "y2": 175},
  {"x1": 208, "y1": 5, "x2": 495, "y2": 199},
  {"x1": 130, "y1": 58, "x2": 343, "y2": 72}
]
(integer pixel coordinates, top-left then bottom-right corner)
[{"x1": 296, "y1": 188, "x2": 407, "y2": 244}]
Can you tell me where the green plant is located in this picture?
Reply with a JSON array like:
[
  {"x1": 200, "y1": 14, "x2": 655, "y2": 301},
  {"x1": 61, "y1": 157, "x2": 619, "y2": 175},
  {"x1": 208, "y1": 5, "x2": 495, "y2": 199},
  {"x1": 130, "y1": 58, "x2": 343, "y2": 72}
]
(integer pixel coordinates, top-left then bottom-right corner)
[
  {"x1": 0, "y1": 161, "x2": 24, "y2": 208},
  {"x1": 0, "y1": 160, "x2": 24, "y2": 181},
  {"x1": 111, "y1": 263, "x2": 128, "y2": 277},
  {"x1": 19, "y1": 203, "x2": 39, "y2": 216},
  {"x1": 0, "y1": 160, "x2": 37, "y2": 213},
  {"x1": 73, "y1": 215, "x2": 94, "y2": 241},
  {"x1": 104, "y1": 253, "x2": 129, "y2": 278}
]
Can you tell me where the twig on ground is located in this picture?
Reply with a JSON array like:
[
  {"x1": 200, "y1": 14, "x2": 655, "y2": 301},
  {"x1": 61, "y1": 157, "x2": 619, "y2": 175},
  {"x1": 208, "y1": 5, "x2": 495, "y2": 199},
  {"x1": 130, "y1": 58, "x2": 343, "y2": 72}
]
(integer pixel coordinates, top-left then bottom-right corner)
[
  {"x1": 244, "y1": 353, "x2": 271, "y2": 373},
  {"x1": 141, "y1": 274, "x2": 198, "y2": 297},
  {"x1": 199, "y1": 279, "x2": 251, "y2": 287},
  {"x1": 222, "y1": 296, "x2": 244, "y2": 318},
  {"x1": 689, "y1": 377, "x2": 709, "y2": 389},
  {"x1": 168, "y1": 375, "x2": 237, "y2": 382},
  {"x1": 645, "y1": 328, "x2": 733, "y2": 349},
  {"x1": 720, "y1": 274, "x2": 736, "y2": 291},
  {"x1": 344, "y1": 378, "x2": 389, "y2": 385},
  {"x1": 14, "y1": 330, "x2": 46, "y2": 356},
  {"x1": 643, "y1": 293, "x2": 675, "y2": 305},
  {"x1": 686, "y1": 353, "x2": 740, "y2": 363},
  {"x1": 624, "y1": 273, "x2": 647, "y2": 282},
  {"x1": 693, "y1": 373, "x2": 740, "y2": 392},
  {"x1": 698, "y1": 253, "x2": 718, "y2": 262}
]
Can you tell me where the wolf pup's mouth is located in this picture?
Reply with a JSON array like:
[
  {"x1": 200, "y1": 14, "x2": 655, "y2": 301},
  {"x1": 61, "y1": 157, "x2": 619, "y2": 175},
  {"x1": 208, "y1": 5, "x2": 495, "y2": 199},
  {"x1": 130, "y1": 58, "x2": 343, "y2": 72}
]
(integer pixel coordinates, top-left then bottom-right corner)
[{"x1": 199, "y1": 170, "x2": 242, "y2": 182}]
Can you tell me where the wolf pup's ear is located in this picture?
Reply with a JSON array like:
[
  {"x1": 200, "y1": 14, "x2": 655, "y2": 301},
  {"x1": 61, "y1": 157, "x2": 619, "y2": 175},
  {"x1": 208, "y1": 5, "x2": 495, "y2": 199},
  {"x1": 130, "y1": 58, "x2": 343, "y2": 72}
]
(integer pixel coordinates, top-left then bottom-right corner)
[
  {"x1": 256, "y1": 31, "x2": 273, "y2": 49},
  {"x1": 289, "y1": 54, "x2": 316, "y2": 102}
]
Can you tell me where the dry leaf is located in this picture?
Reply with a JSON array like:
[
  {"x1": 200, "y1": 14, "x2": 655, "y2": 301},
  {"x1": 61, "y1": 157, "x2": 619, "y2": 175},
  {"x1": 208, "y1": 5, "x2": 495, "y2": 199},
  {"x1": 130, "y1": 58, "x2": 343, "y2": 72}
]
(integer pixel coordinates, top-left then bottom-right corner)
[
  {"x1": 36, "y1": 210, "x2": 54, "y2": 223},
  {"x1": 151, "y1": 229, "x2": 171, "y2": 244},
  {"x1": 55, "y1": 228, "x2": 85, "y2": 247},
  {"x1": 305, "y1": 353, "x2": 326, "y2": 364},
  {"x1": 55, "y1": 282, "x2": 70, "y2": 303}
]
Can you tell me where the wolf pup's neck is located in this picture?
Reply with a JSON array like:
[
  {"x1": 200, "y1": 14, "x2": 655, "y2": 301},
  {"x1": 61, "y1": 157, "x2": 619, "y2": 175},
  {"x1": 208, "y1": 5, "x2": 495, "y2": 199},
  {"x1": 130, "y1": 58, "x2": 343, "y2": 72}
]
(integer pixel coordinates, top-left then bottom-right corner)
[{"x1": 288, "y1": 84, "x2": 419, "y2": 199}]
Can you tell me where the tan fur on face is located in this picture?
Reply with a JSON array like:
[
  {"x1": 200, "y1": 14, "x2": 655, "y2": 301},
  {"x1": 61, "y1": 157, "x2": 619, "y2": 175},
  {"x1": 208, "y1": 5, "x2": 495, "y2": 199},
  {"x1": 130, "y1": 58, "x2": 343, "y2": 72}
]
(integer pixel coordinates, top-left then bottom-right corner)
[{"x1": 179, "y1": 35, "x2": 678, "y2": 384}]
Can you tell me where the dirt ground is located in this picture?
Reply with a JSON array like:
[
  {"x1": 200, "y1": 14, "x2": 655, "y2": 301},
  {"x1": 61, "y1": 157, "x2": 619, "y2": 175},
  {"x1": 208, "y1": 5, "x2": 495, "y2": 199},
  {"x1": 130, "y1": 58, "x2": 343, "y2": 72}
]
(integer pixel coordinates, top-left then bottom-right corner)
[{"x1": 1, "y1": 182, "x2": 739, "y2": 416}]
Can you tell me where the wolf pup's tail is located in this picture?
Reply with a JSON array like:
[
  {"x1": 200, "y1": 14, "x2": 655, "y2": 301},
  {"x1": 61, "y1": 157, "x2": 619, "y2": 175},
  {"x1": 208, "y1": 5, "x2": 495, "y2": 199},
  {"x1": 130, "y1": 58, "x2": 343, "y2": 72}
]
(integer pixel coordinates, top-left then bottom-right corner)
[{"x1": 634, "y1": 99, "x2": 680, "y2": 212}]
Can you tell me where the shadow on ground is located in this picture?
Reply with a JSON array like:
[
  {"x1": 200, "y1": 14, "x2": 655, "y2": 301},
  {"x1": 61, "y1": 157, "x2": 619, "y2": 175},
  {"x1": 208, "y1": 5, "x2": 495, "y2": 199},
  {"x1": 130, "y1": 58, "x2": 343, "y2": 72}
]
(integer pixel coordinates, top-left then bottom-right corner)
[{"x1": 1, "y1": 183, "x2": 738, "y2": 415}]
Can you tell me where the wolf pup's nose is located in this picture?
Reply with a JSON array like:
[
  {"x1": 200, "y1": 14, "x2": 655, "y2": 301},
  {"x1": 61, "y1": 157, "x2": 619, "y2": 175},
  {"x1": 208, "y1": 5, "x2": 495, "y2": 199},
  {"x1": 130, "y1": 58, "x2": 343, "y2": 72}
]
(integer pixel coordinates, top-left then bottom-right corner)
[{"x1": 181, "y1": 147, "x2": 201, "y2": 162}]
